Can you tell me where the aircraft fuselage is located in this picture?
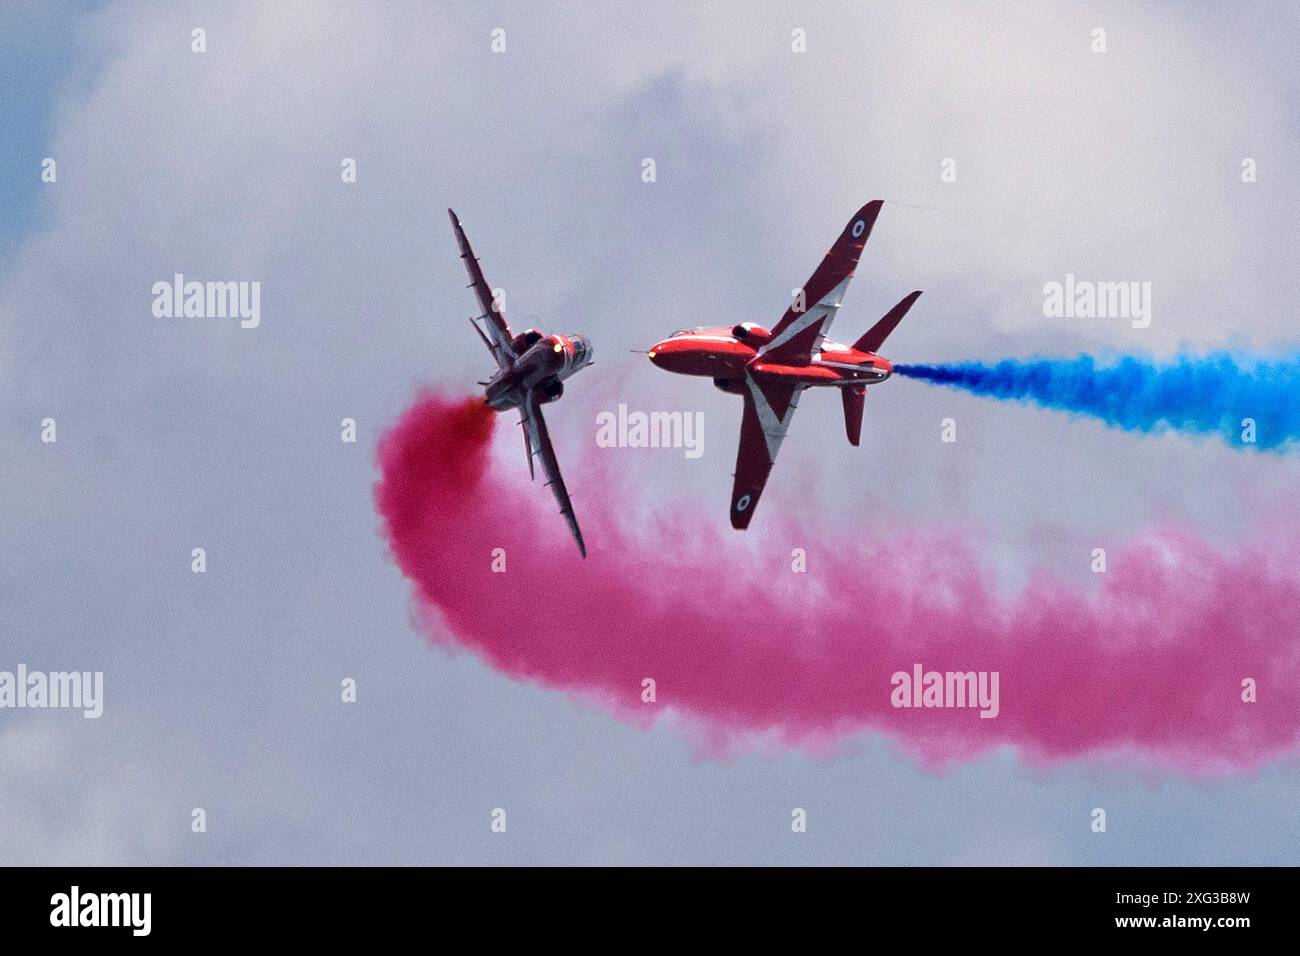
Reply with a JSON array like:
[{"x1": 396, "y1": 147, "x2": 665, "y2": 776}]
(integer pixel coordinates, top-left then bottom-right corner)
[
  {"x1": 647, "y1": 325, "x2": 891, "y2": 388},
  {"x1": 485, "y1": 332, "x2": 592, "y2": 410}
]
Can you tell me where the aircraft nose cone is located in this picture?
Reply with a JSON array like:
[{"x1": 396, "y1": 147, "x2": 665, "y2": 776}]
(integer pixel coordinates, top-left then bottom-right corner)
[
  {"x1": 647, "y1": 340, "x2": 671, "y2": 367},
  {"x1": 572, "y1": 335, "x2": 593, "y2": 364}
]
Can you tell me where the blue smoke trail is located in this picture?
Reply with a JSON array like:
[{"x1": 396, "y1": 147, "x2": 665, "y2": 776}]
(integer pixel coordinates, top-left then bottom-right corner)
[{"x1": 894, "y1": 354, "x2": 1300, "y2": 451}]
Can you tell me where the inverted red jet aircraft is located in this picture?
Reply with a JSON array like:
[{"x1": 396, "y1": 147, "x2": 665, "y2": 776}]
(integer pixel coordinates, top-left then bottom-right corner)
[
  {"x1": 647, "y1": 200, "x2": 920, "y2": 530},
  {"x1": 449, "y1": 208, "x2": 592, "y2": 557}
]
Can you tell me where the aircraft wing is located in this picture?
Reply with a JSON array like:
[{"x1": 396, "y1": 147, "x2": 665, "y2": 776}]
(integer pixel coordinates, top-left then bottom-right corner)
[
  {"x1": 519, "y1": 390, "x2": 587, "y2": 557},
  {"x1": 759, "y1": 200, "x2": 884, "y2": 366},
  {"x1": 448, "y1": 208, "x2": 516, "y2": 370},
  {"x1": 730, "y1": 374, "x2": 803, "y2": 529}
]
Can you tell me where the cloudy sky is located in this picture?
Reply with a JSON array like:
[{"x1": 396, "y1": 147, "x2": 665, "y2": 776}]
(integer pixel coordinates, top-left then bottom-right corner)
[{"x1": 2, "y1": 0, "x2": 1298, "y2": 864}]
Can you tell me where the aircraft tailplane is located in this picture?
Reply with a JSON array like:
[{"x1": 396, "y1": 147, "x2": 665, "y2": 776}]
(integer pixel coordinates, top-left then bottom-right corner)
[
  {"x1": 842, "y1": 385, "x2": 865, "y2": 446},
  {"x1": 853, "y1": 291, "x2": 922, "y2": 354}
]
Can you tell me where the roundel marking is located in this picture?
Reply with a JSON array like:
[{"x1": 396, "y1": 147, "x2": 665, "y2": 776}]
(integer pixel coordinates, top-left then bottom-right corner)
[
  {"x1": 736, "y1": 494, "x2": 752, "y2": 512},
  {"x1": 851, "y1": 219, "x2": 866, "y2": 238}
]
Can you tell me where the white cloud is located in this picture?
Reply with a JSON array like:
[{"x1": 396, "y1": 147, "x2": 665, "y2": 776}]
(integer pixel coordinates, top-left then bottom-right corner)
[{"x1": 0, "y1": 718, "x2": 190, "y2": 865}]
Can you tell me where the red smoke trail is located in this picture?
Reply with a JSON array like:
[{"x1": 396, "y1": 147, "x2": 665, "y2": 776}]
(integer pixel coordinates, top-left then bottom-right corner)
[{"x1": 375, "y1": 392, "x2": 1300, "y2": 772}]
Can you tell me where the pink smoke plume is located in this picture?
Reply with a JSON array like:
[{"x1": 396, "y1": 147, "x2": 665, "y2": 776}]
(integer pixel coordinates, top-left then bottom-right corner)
[{"x1": 375, "y1": 392, "x2": 1300, "y2": 772}]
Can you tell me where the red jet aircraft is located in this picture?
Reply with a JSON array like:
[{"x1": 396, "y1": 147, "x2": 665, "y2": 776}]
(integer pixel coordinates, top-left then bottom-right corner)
[
  {"x1": 449, "y1": 208, "x2": 592, "y2": 557},
  {"x1": 647, "y1": 200, "x2": 920, "y2": 529}
]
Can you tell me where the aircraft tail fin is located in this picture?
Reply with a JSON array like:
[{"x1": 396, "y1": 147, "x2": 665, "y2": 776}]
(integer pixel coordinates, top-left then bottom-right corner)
[
  {"x1": 853, "y1": 291, "x2": 922, "y2": 354},
  {"x1": 841, "y1": 385, "x2": 865, "y2": 446}
]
